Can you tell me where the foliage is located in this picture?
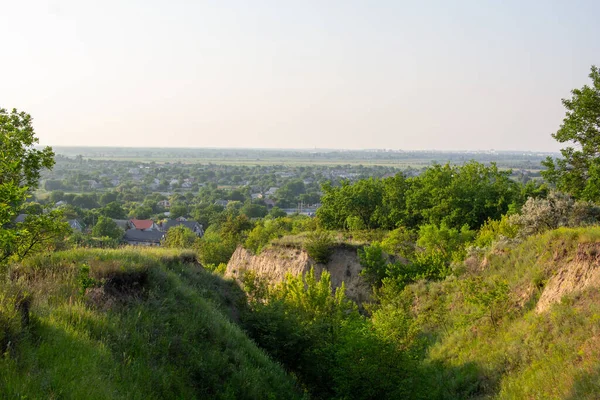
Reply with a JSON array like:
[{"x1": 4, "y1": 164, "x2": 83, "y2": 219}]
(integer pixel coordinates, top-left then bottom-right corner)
[
  {"x1": 77, "y1": 263, "x2": 98, "y2": 295},
  {"x1": 244, "y1": 218, "x2": 291, "y2": 254},
  {"x1": 416, "y1": 223, "x2": 475, "y2": 261},
  {"x1": 0, "y1": 108, "x2": 70, "y2": 266},
  {"x1": 380, "y1": 226, "x2": 417, "y2": 259},
  {"x1": 92, "y1": 216, "x2": 124, "y2": 240},
  {"x1": 169, "y1": 202, "x2": 188, "y2": 219},
  {"x1": 0, "y1": 248, "x2": 302, "y2": 399},
  {"x1": 511, "y1": 191, "x2": 600, "y2": 237},
  {"x1": 318, "y1": 161, "x2": 519, "y2": 231},
  {"x1": 346, "y1": 215, "x2": 366, "y2": 231},
  {"x1": 385, "y1": 250, "x2": 450, "y2": 291},
  {"x1": 473, "y1": 214, "x2": 519, "y2": 248},
  {"x1": 68, "y1": 233, "x2": 121, "y2": 249},
  {"x1": 241, "y1": 202, "x2": 268, "y2": 219},
  {"x1": 304, "y1": 230, "x2": 334, "y2": 263},
  {"x1": 203, "y1": 262, "x2": 228, "y2": 275},
  {"x1": 268, "y1": 206, "x2": 287, "y2": 219},
  {"x1": 542, "y1": 66, "x2": 600, "y2": 200},
  {"x1": 358, "y1": 242, "x2": 389, "y2": 286},
  {"x1": 100, "y1": 201, "x2": 127, "y2": 219},
  {"x1": 196, "y1": 231, "x2": 238, "y2": 266},
  {"x1": 461, "y1": 277, "x2": 510, "y2": 328},
  {"x1": 318, "y1": 178, "x2": 384, "y2": 230},
  {"x1": 163, "y1": 225, "x2": 197, "y2": 248},
  {"x1": 242, "y1": 268, "x2": 414, "y2": 399}
]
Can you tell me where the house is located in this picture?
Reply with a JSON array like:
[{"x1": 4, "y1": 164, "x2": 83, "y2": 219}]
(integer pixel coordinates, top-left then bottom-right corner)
[
  {"x1": 129, "y1": 219, "x2": 159, "y2": 231},
  {"x1": 90, "y1": 181, "x2": 103, "y2": 189},
  {"x1": 15, "y1": 214, "x2": 27, "y2": 223},
  {"x1": 265, "y1": 187, "x2": 279, "y2": 197},
  {"x1": 67, "y1": 219, "x2": 84, "y2": 232},
  {"x1": 123, "y1": 230, "x2": 164, "y2": 246},
  {"x1": 157, "y1": 200, "x2": 171, "y2": 209},
  {"x1": 55, "y1": 200, "x2": 67, "y2": 207},
  {"x1": 161, "y1": 219, "x2": 204, "y2": 237},
  {"x1": 251, "y1": 193, "x2": 263, "y2": 200}
]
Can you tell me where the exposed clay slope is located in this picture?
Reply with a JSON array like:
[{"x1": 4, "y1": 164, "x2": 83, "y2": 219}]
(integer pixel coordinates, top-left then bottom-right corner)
[
  {"x1": 536, "y1": 242, "x2": 600, "y2": 312},
  {"x1": 226, "y1": 245, "x2": 371, "y2": 303}
]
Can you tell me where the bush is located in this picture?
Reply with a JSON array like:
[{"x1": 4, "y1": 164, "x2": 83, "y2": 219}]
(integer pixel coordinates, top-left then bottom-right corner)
[
  {"x1": 417, "y1": 223, "x2": 475, "y2": 262},
  {"x1": 358, "y1": 242, "x2": 389, "y2": 286},
  {"x1": 244, "y1": 218, "x2": 293, "y2": 254},
  {"x1": 196, "y1": 231, "x2": 237, "y2": 266},
  {"x1": 304, "y1": 230, "x2": 334, "y2": 263},
  {"x1": 381, "y1": 227, "x2": 417, "y2": 259},
  {"x1": 473, "y1": 215, "x2": 519, "y2": 248},
  {"x1": 162, "y1": 225, "x2": 197, "y2": 248},
  {"x1": 512, "y1": 191, "x2": 600, "y2": 237}
]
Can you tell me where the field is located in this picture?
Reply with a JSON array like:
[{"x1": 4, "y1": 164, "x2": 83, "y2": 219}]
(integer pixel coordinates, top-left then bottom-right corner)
[{"x1": 52, "y1": 146, "x2": 554, "y2": 170}]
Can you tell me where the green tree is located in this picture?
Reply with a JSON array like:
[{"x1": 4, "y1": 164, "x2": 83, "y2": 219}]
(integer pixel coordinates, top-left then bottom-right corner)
[
  {"x1": 100, "y1": 201, "x2": 127, "y2": 219},
  {"x1": 92, "y1": 216, "x2": 124, "y2": 239},
  {"x1": 358, "y1": 242, "x2": 389, "y2": 286},
  {"x1": 169, "y1": 202, "x2": 188, "y2": 219},
  {"x1": 268, "y1": 206, "x2": 287, "y2": 219},
  {"x1": 0, "y1": 108, "x2": 70, "y2": 266},
  {"x1": 241, "y1": 202, "x2": 268, "y2": 219},
  {"x1": 163, "y1": 225, "x2": 197, "y2": 248},
  {"x1": 129, "y1": 205, "x2": 152, "y2": 219},
  {"x1": 542, "y1": 66, "x2": 600, "y2": 200},
  {"x1": 99, "y1": 191, "x2": 118, "y2": 206}
]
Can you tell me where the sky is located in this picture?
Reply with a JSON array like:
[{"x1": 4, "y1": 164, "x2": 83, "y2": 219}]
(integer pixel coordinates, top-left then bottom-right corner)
[{"x1": 1, "y1": 1, "x2": 599, "y2": 151}]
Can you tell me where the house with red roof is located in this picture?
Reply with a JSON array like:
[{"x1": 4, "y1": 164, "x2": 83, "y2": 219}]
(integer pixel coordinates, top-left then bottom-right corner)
[{"x1": 129, "y1": 219, "x2": 159, "y2": 231}]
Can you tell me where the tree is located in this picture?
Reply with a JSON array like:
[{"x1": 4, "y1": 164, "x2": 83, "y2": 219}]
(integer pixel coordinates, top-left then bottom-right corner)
[
  {"x1": 0, "y1": 108, "x2": 70, "y2": 266},
  {"x1": 169, "y1": 202, "x2": 188, "y2": 219},
  {"x1": 241, "y1": 202, "x2": 268, "y2": 219},
  {"x1": 100, "y1": 201, "x2": 127, "y2": 219},
  {"x1": 268, "y1": 207, "x2": 287, "y2": 219},
  {"x1": 163, "y1": 225, "x2": 197, "y2": 248},
  {"x1": 92, "y1": 216, "x2": 124, "y2": 239},
  {"x1": 542, "y1": 66, "x2": 600, "y2": 200}
]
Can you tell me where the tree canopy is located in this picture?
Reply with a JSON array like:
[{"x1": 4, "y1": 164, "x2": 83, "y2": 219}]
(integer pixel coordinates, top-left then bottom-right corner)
[
  {"x1": 92, "y1": 216, "x2": 124, "y2": 239},
  {"x1": 0, "y1": 108, "x2": 69, "y2": 265},
  {"x1": 317, "y1": 161, "x2": 521, "y2": 231},
  {"x1": 542, "y1": 66, "x2": 600, "y2": 200}
]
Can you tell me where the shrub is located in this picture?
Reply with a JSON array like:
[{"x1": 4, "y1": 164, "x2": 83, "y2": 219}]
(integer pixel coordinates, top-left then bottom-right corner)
[
  {"x1": 473, "y1": 215, "x2": 519, "y2": 248},
  {"x1": 304, "y1": 230, "x2": 334, "y2": 263},
  {"x1": 512, "y1": 191, "x2": 600, "y2": 237},
  {"x1": 162, "y1": 225, "x2": 197, "y2": 248},
  {"x1": 358, "y1": 242, "x2": 389, "y2": 286},
  {"x1": 461, "y1": 277, "x2": 510, "y2": 328},
  {"x1": 77, "y1": 263, "x2": 98, "y2": 295},
  {"x1": 417, "y1": 223, "x2": 475, "y2": 262},
  {"x1": 381, "y1": 227, "x2": 417, "y2": 259},
  {"x1": 346, "y1": 215, "x2": 366, "y2": 231},
  {"x1": 196, "y1": 232, "x2": 237, "y2": 266}
]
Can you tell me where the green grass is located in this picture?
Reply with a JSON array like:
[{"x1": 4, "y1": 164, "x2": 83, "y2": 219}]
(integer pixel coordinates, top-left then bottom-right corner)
[
  {"x1": 405, "y1": 226, "x2": 600, "y2": 399},
  {"x1": 0, "y1": 248, "x2": 303, "y2": 399}
]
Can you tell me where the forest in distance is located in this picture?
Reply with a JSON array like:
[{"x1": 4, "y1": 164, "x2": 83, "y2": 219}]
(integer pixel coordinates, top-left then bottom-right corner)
[{"x1": 2, "y1": 66, "x2": 600, "y2": 399}]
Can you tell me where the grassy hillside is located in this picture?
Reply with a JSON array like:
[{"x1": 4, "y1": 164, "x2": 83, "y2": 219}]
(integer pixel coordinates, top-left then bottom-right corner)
[
  {"x1": 406, "y1": 227, "x2": 600, "y2": 399},
  {"x1": 0, "y1": 248, "x2": 303, "y2": 399}
]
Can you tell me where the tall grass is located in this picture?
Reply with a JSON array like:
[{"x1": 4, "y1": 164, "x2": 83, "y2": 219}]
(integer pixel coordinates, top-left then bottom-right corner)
[{"x1": 0, "y1": 247, "x2": 303, "y2": 399}]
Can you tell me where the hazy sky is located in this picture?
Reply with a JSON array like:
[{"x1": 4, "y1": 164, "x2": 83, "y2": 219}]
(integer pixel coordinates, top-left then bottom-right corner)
[{"x1": 1, "y1": 1, "x2": 599, "y2": 151}]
